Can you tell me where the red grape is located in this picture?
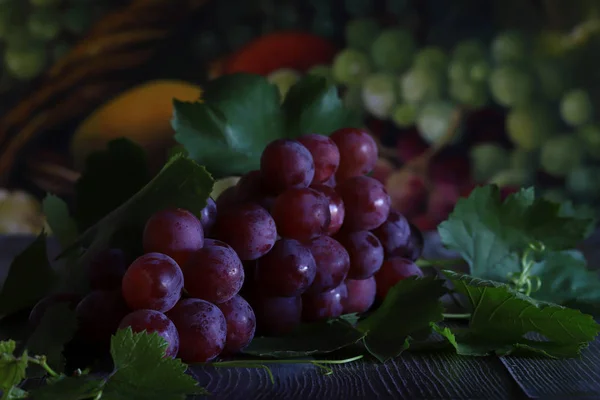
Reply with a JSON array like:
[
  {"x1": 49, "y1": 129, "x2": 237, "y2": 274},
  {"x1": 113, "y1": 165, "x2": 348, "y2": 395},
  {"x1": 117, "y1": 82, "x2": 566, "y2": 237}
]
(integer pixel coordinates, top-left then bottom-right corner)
[
  {"x1": 143, "y1": 208, "x2": 204, "y2": 267},
  {"x1": 302, "y1": 282, "x2": 348, "y2": 322},
  {"x1": 371, "y1": 158, "x2": 395, "y2": 184},
  {"x1": 343, "y1": 277, "x2": 376, "y2": 314},
  {"x1": 335, "y1": 231, "x2": 383, "y2": 279},
  {"x1": 429, "y1": 148, "x2": 471, "y2": 185},
  {"x1": 375, "y1": 257, "x2": 424, "y2": 300},
  {"x1": 427, "y1": 183, "x2": 460, "y2": 224},
  {"x1": 213, "y1": 203, "x2": 277, "y2": 260},
  {"x1": 88, "y1": 248, "x2": 130, "y2": 291},
  {"x1": 118, "y1": 309, "x2": 179, "y2": 358},
  {"x1": 385, "y1": 170, "x2": 428, "y2": 218},
  {"x1": 166, "y1": 299, "x2": 227, "y2": 363},
  {"x1": 271, "y1": 188, "x2": 331, "y2": 242},
  {"x1": 407, "y1": 223, "x2": 424, "y2": 261},
  {"x1": 251, "y1": 294, "x2": 302, "y2": 336},
  {"x1": 307, "y1": 236, "x2": 350, "y2": 293},
  {"x1": 217, "y1": 295, "x2": 256, "y2": 355},
  {"x1": 75, "y1": 290, "x2": 130, "y2": 343},
  {"x1": 255, "y1": 238, "x2": 316, "y2": 297},
  {"x1": 29, "y1": 293, "x2": 81, "y2": 327},
  {"x1": 330, "y1": 127, "x2": 378, "y2": 181},
  {"x1": 236, "y1": 170, "x2": 264, "y2": 199},
  {"x1": 260, "y1": 139, "x2": 315, "y2": 194},
  {"x1": 297, "y1": 134, "x2": 340, "y2": 184},
  {"x1": 372, "y1": 210, "x2": 412, "y2": 258},
  {"x1": 199, "y1": 197, "x2": 218, "y2": 235},
  {"x1": 121, "y1": 253, "x2": 184, "y2": 312},
  {"x1": 322, "y1": 174, "x2": 336, "y2": 187},
  {"x1": 337, "y1": 176, "x2": 391, "y2": 231},
  {"x1": 396, "y1": 128, "x2": 429, "y2": 163},
  {"x1": 310, "y1": 184, "x2": 345, "y2": 236},
  {"x1": 216, "y1": 186, "x2": 240, "y2": 211},
  {"x1": 182, "y1": 241, "x2": 244, "y2": 304}
]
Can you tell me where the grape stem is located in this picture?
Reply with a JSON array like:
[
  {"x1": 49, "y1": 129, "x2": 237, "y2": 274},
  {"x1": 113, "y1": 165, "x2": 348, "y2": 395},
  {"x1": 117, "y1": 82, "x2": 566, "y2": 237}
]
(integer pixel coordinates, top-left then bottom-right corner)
[
  {"x1": 416, "y1": 258, "x2": 466, "y2": 268},
  {"x1": 28, "y1": 355, "x2": 59, "y2": 377},
  {"x1": 442, "y1": 313, "x2": 471, "y2": 320}
]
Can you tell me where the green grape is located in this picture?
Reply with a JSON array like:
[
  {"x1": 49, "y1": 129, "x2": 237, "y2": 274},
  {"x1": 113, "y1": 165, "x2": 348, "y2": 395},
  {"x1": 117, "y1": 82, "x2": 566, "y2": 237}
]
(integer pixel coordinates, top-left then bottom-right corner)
[
  {"x1": 361, "y1": 72, "x2": 398, "y2": 118},
  {"x1": 539, "y1": 135, "x2": 584, "y2": 177},
  {"x1": 534, "y1": 58, "x2": 569, "y2": 101},
  {"x1": 30, "y1": 0, "x2": 61, "y2": 6},
  {"x1": 448, "y1": 59, "x2": 470, "y2": 82},
  {"x1": 469, "y1": 143, "x2": 510, "y2": 183},
  {"x1": 489, "y1": 65, "x2": 534, "y2": 107},
  {"x1": 28, "y1": 9, "x2": 61, "y2": 41},
  {"x1": 542, "y1": 188, "x2": 568, "y2": 203},
  {"x1": 413, "y1": 46, "x2": 448, "y2": 72},
  {"x1": 344, "y1": 0, "x2": 374, "y2": 17},
  {"x1": 4, "y1": 43, "x2": 47, "y2": 80},
  {"x1": 491, "y1": 30, "x2": 528, "y2": 64},
  {"x1": 400, "y1": 67, "x2": 445, "y2": 106},
  {"x1": 190, "y1": 30, "x2": 221, "y2": 60},
  {"x1": 488, "y1": 169, "x2": 534, "y2": 188},
  {"x1": 577, "y1": 124, "x2": 600, "y2": 160},
  {"x1": 506, "y1": 105, "x2": 557, "y2": 150},
  {"x1": 332, "y1": 48, "x2": 371, "y2": 86},
  {"x1": 560, "y1": 89, "x2": 593, "y2": 128},
  {"x1": 416, "y1": 100, "x2": 457, "y2": 144},
  {"x1": 5, "y1": 27, "x2": 35, "y2": 50},
  {"x1": 449, "y1": 79, "x2": 488, "y2": 109},
  {"x1": 566, "y1": 166, "x2": 600, "y2": 199},
  {"x1": 452, "y1": 39, "x2": 486, "y2": 62},
  {"x1": 370, "y1": 28, "x2": 415, "y2": 73},
  {"x1": 343, "y1": 86, "x2": 365, "y2": 119},
  {"x1": 225, "y1": 25, "x2": 255, "y2": 50},
  {"x1": 267, "y1": 68, "x2": 300, "y2": 100},
  {"x1": 345, "y1": 18, "x2": 380, "y2": 52},
  {"x1": 470, "y1": 59, "x2": 490, "y2": 82},
  {"x1": 62, "y1": 5, "x2": 93, "y2": 34},
  {"x1": 391, "y1": 103, "x2": 417, "y2": 128},
  {"x1": 510, "y1": 148, "x2": 539, "y2": 170},
  {"x1": 307, "y1": 65, "x2": 334, "y2": 85}
]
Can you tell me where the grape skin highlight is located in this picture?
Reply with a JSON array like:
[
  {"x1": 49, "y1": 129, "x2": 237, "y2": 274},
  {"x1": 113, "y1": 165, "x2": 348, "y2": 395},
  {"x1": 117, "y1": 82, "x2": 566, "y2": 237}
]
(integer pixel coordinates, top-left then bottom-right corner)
[
  {"x1": 337, "y1": 176, "x2": 391, "y2": 231},
  {"x1": 260, "y1": 139, "x2": 315, "y2": 194},
  {"x1": 118, "y1": 309, "x2": 180, "y2": 358},
  {"x1": 302, "y1": 282, "x2": 348, "y2": 322},
  {"x1": 297, "y1": 134, "x2": 341, "y2": 184},
  {"x1": 335, "y1": 230, "x2": 384, "y2": 279},
  {"x1": 271, "y1": 187, "x2": 331, "y2": 242},
  {"x1": 310, "y1": 184, "x2": 345, "y2": 236},
  {"x1": 199, "y1": 197, "x2": 218, "y2": 235},
  {"x1": 307, "y1": 236, "x2": 350, "y2": 293},
  {"x1": 331, "y1": 127, "x2": 379, "y2": 181}
]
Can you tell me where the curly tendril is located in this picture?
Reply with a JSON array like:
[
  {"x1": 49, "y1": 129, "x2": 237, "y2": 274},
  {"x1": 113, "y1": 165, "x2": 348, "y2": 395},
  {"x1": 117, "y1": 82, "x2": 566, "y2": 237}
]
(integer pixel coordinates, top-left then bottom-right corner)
[{"x1": 507, "y1": 241, "x2": 545, "y2": 296}]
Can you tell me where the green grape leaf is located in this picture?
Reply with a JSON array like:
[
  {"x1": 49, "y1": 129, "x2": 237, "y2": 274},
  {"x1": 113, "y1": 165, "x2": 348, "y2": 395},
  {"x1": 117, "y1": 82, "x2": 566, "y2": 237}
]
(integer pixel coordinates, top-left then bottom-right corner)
[
  {"x1": 282, "y1": 75, "x2": 362, "y2": 137},
  {"x1": 101, "y1": 328, "x2": 207, "y2": 399},
  {"x1": 27, "y1": 376, "x2": 106, "y2": 400},
  {"x1": 0, "y1": 340, "x2": 28, "y2": 396},
  {"x1": 442, "y1": 271, "x2": 600, "y2": 358},
  {"x1": 42, "y1": 194, "x2": 78, "y2": 249},
  {"x1": 356, "y1": 277, "x2": 447, "y2": 362},
  {"x1": 437, "y1": 185, "x2": 596, "y2": 282},
  {"x1": 0, "y1": 233, "x2": 58, "y2": 318},
  {"x1": 74, "y1": 138, "x2": 150, "y2": 231},
  {"x1": 172, "y1": 73, "x2": 358, "y2": 179}
]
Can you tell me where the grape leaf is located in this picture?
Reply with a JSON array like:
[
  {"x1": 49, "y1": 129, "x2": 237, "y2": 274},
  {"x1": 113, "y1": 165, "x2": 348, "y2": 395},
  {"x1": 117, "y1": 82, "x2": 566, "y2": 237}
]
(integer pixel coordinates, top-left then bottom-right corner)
[
  {"x1": 438, "y1": 185, "x2": 596, "y2": 282},
  {"x1": 42, "y1": 195, "x2": 78, "y2": 250},
  {"x1": 281, "y1": 75, "x2": 362, "y2": 138},
  {"x1": 0, "y1": 341, "x2": 28, "y2": 397},
  {"x1": 74, "y1": 138, "x2": 150, "y2": 231},
  {"x1": 442, "y1": 270, "x2": 600, "y2": 358},
  {"x1": 101, "y1": 328, "x2": 207, "y2": 399},
  {"x1": 356, "y1": 277, "x2": 447, "y2": 362},
  {"x1": 27, "y1": 376, "x2": 106, "y2": 400},
  {"x1": 0, "y1": 233, "x2": 58, "y2": 318},
  {"x1": 243, "y1": 319, "x2": 364, "y2": 358}
]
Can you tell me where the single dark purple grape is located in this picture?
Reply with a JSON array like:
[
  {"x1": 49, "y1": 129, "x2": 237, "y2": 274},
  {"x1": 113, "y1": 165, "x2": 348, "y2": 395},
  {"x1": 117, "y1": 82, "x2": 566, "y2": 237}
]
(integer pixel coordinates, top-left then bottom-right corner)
[
  {"x1": 216, "y1": 186, "x2": 240, "y2": 212},
  {"x1": 372, "y1": 210, "x2": 413, "y2": 259},
  {"x1": 337, "y1": 176, "x2": 391, "y2": 231},
  {"x1": 310, "y1": 184, "x2": 345, "y2": 236},
  {"x1": 143, "y1": 208, "x2": 204, "y2": 267},
  {"x1": 271, "y1": 187, "x2": 331, "y2": 242},
  {"x1": 335, "y1": 231, "x2": 384, "y2": 279},
  {"x1": 199, "y1": 197, "x2": 218, "y2": 235},
  {"x1": 375, "y1": 257, "x2": 424, "y2": 301},
  {"x1": 260, "y1": 139, "x2": 315, "y2": 194},
  {"x1": 255, "y1": 239, "x2": 317, "y2": 297},
  {"x1": 217, "y1": 295, "x2": 256, "y2": 355},
  {"x1": 307, "y1": 236, "x2": 350, "y2": 293},
  {"x1": 88, "y1": 248, "x2": 130, "y2": 291},
  {"x1": 213, "y1": 203, "x2": 277, "y2": 260},
  {"x1": 407, "y1": 223, "x2": 424, "y2": 261},
  {"x1": 302, "y1": 283, "x2": 348, "y2": 322},
  {"x1": 75, "y1": 290, "x2": 130, "y2": 343},
  {"x1": 343, "y1": 277, "x2": 376, "y2": 314},
  {"x1": 29, "y1": 293, "x2": 81, "y2": 327},
  {"x1": 297, "y1": 134, "x2": 340, "y2": 184},
  {"x1": 121, "y1": 253, "x2": 184, "y2": 312},
  {"x1": 182, "y1": 241, "x2": 244, "y2": 304},
  {"x1": 118, "y1": 309, "x2": 180, "y2": 358},
  {"x1": 251, "y1": 294, "x2": 302, "y2": 336},
  {"x1": 331, "y1": 127, "x2": 378, "y2": 181},
  {"x1": 166, "y1": 298, "x2": 227, "y2": 362}
]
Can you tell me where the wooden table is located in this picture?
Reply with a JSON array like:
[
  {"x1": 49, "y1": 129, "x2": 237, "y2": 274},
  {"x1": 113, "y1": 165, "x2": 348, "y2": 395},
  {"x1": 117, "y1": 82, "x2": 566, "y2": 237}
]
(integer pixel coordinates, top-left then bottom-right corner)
[{"x1": 2, "y1": 234, "x2": 599, "y2": 399}]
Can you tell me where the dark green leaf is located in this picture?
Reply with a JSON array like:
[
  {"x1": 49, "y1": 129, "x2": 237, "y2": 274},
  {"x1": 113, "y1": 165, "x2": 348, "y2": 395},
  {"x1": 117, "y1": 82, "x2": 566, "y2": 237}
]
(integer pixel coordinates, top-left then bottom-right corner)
[
  {"x1": 243, "y1": 319, "x2": 364, "y2": 358},
  {"x1": 281, "y1": 75, "x2": 362, "y2": 137},
  {"x1": 26, "y1": 303, "x2": 77, "y2": 374},
  {"x1": 74, "y1": 138, "x2": 150, "y2": 231},
  {"x1": 42, "y1": 195, "x2": 78, "y2": 249},
  {"x1": 101, "y1": 328, "x2": 207, "y2": 399},
  {"x1": 0, "y1": 341, "x2": 28, "y2": 395},
  {"x1": 0, "y1": 234, "x2": 58, "y2": 318},
  {"x1": 443, "y1": 270, "x2": 600, "y2": 358},
  {"x1": 438, "y1": 185, "x2": 595, "y2": 281},
  {"x1": 28, "y1": 376, "x2": 105, "y2": 400},
  {"x1": 172, "y1": 73, "x2": 284, "y2": 178},
  {"x1": 357, "y1": 277, "x2": 447, "y2": 362}
]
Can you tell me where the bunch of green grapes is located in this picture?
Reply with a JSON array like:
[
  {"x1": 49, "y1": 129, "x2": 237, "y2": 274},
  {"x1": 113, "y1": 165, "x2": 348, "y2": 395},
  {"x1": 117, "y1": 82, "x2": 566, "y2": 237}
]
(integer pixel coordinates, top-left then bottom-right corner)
[{"x1": 448, "y1": 40, "x2": 490, "y2": 109}]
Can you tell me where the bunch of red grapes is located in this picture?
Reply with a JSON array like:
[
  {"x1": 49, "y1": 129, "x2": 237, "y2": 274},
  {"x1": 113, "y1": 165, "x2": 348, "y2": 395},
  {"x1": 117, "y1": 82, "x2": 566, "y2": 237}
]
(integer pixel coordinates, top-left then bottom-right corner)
[{"x1": 28, "y1": 128, "x2": 426, "y2": 364}]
